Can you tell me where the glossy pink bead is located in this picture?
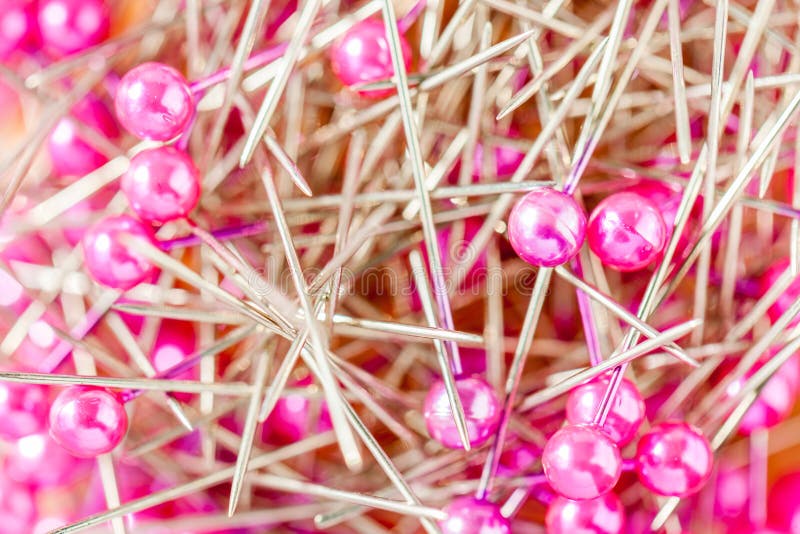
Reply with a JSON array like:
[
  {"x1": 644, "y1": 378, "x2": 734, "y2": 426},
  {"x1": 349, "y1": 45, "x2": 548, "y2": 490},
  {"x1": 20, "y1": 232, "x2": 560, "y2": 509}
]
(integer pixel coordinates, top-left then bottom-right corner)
[
  {"x1": 37, "y1": 0, "x2": 109, "y2": 56},
  {"x1": 424, "y1": 376, "x2": 501, "y2": 449},
  {"x1": 546, "y1": 493, "x2": 625, "y2": 534},
  {"x1": 151, "y1": 320, "x2": 197, "y2": 403},
  {"x1": 542, "y1": 424, "x2": 622, "y2": 500},
  {"x1": 0, "y1": 0, "x2": 37, "y2": 58},
  {"x1": 472, "y1": 142, "x2": 524, "y2": 179},
  {"x1": 507, "y1": 188, "x2": 587, "y2": 267},
  {"x1": 263, "y1": 376, "x2": 332, "y2": 444},
  {"x1": 82, "y1": 215, "x2": 157, "y2": 290},
  {"x1": 330, "y1": 19, "x2": 412, "y2": 98},
  {"x1": 48, "y1": 95, "x2": 119, "y2": 178},
  {"x1": 5, "y1": 433, "x2": 91, "y2": 487},
  {"x1": 0, "y1": 381, "x2": 49, "y2": 440},
  {"x1": 114, "y1": 62, "x2": 194, "y2": 141},
  {"x1": 728, "y1": 356, "x2": 799, "y2": 435},
  {"x1": 121, "y1": 147, "x2": 201, "y2": 224},
  {"x1": 49, "y1": 386, "x2": 128, "y2": 458},
  {"x1": 0, "y1": 479, "x2": 35, "y2": 534},
  {"x1": 566, "y1": 378, "x2": 645, "y2": 446},
  {"x1": 761, "y1": 258, "x2": 800, "y2": 326},
  {"x1": 439, "y1": 497, "x2": 511, "y2": 534},
  {"x1": 635, "y1": 421, "x2": 712, "y2": 497},
  {"x1": 768, "y1": 472, "x2": 800, "y2": 532},
  {"x1": 587, "y1": 192, "x2": 667, "y2": 271}
]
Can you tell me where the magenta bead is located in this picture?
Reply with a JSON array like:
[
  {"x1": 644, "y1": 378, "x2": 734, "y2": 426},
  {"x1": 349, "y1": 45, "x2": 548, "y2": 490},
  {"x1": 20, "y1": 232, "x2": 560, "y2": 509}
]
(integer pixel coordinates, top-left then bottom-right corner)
[
  {"x1": 768, "y1": 472, "x2": 800, "y2": 532},
  {"x1": 49, "y1": 386, "x2": 128, "y2": 458},
  {"x1": 48, "y1": 95, "x2": 119, "y2": 178},
  {"x1": 0, "y1": 479, "x2": 35, "y2": 534},
  {"x1": 587, "y1": 192, "x2": 667, "y2": 271},
  {"x1": 728, "y1": 356, "x2": 799, "y2": 435},
  {"x1": 152, "y1": 320, "x2": 197, "y2": 403},
  {"x1": 5, "y1": 433, "x2": 90, "y2": 487},
  {"x1": 37, "y1": 0, "x2": 109, "y2": 56},
  {"x1": 82, "y1": 215, "x2": 157, "y2": 290},
  {"x1": 439, "y1": 497, "x2": 511, "y2": 534},
  {"x1": 114, "y1": 62, "x2": 194, "y2": 141},
  {"x1": 566, "y1": 378, "x2": 645, "y2": 446},
  {"x1": 0, "y1": 0, "x2": 37, "y2": 58},
  {"x1": 0, "y1": 381, "x2": 49, "y2": 440},
  {"x1": 330, "y1": 19, "x2": 412, "y2": 98},
  {"x1": 546, "y1": 493, "x2": 625, "y2": 534},
  {"x1": 263, "y1": 376, "x2": 332, "y2": 444},
  {"x1": 472, "y1": 142, "x2": 524, "y2": 179},
  {"x1": 761, "y1": 258, "x2": 800, "y2": 326},
  {"x1": 423, "y1": 376, "x2": 501, "y2": 449},
  {"x1": 121, "y1": 147, "x2": 201, "y2": 224},
  {"x1": 542, "y1": 424, "x2": 622, "y2": 500},
  {"x1": 507, "y1": 188, "x2": 587, "y2": 267},
  {"x1": 635, "y1": 421, "x2": 712, "y2": 497}
]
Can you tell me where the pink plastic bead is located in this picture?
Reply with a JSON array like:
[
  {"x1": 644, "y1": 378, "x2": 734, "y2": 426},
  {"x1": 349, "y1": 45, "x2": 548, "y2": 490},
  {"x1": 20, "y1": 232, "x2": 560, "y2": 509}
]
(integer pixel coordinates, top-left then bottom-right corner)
[
  {"x1": 114, "y1": 62, "x2": 194, "y2": 141},
  {"x1": 37, "y1": 0, "x2": 109, "y2": 56},
  {"x1": 768, "y1": 472, "x2": 800, "y2": 532},
  {"x1": 0, "y1": 381, "x2": 49, "y2": 440},
  {"x1": 423, "y1": 376, "x2": 501, "y2": 449},
  {"x1": 121, "y1": 147, "x2": 201, "y2": 224},
  {"x1": 0, "y1": 478, "x2": 35, "y2": 534},
  {"x1": 542, "y1": 424, "x2": 622, "y2": 500},
  {"x1": 566, "y1": 378, "x2": 645, "y2": 446},
  {"x1": 263, "y1": 375, "x2": 332, "y2": 445},
  {"x1": 727, "y1": 356, "x2": 799, "y2": 435},
  {"x1": 587, "y1": 191, "x2": 667, "y2": 271},
  {"x1": 48, "y1": 95, "x2": 119, "y2": 178},
  {"x1": 151, "y1": 320, "x2": 197, "y2": 403},
  {"x1": 507, "y1": 188, "x2": 587, "y2": 267},
  {"x1": 761, "y1": 258, "x2": 800, "y2": 326},
  {"x1": 49, "y1": 386, "x2": 128, "y2": 458},
  {"x1": 546, "y1": 493, "x2": 625, "y2": 534},
  {"x1": 635, "y1": 421, "x2": 712, "y2": 497},
  {"x1": 472, "y1": 142, "x2": 524, "y2": 179},
  {"x1": 330, "y1": 19, "x2": 412, "y2": 98},
  {"x1": 439, "y1": 497, "x2": 511, "y2": 534},
  {"x1": 5, "y1": 433, "x2": 90, "y2": 487},
  {"x1": 82, "y1": 215, "x2": 158, "y2": 290},
  {"x1": 0, "y1": 0, "x2": 37, "y2": 58}
]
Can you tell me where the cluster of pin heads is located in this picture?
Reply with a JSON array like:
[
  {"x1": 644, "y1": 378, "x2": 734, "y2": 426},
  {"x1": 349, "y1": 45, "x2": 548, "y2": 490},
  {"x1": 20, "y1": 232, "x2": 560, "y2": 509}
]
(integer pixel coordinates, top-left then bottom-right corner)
[{"x1": 0, "y1": 0, "x2": 799, "y2": 533}]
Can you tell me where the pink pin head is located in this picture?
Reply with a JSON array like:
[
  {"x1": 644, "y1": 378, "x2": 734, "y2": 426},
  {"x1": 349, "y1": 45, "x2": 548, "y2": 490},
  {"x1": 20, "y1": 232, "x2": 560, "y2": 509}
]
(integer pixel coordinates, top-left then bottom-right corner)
[
  {"x1": 49, "y1": 385, "x2": 128, "y2": 458},
  {"x1": 48, "y1": 94, "x2": 119, "y2": 179},
  {"x1": 566, "y1": 378, "x2": 645, "y2": 446},
  {"x1": 114, "y1": 62, "x2": 194, "y2": 141},
  {"x1": 587, "y1": 191, "x2": 668, "y2": 271},
  {"x1": 761, "y1": 258, "x2": 800, "y2": 326},
  {"x1": 423, "y1": 376, "x2": 501, "y2": 449},
  {"x1": 727, "y1": 355, "x2": 799, "y2": 435},
  {"x1": 546, "y1": 493, "x2": 625, "y2": 534},
  {"x1": 151, "y1": 320, "x2": 197, "y2": 403},
  {"x1": 0, "y1": 478, "x2": 35, "y2": 533},
  {"x1": 5, "y1": 432, "x2": 91, "y2": 487},
  {"x1": 472, "y1": 141, "x2": 525, "y2": 179},
  {"x1": 439, "y1": 497, "x2": 511, "y2": 534},
  {"x1": 635, "y1": 420, "x2": 712, "y2": 497},
  {"x1": 263, "y1": 375, "x2": 332, "y2": 445},
  {"x1": 37, "y1": 0, "x2": 110, "y2": 56},
  {"x1": 768, "y1": 472, "x2": 800, "y2": 532},
  {"x1": 0, "y1": 380, "x2": 49, "y2": 441},
  {"x1": 542, "y1": 424, "x2": 622, "y2": 500},
  {"x1": 82, "y1": 215, "x2": 158, "y2": 290},
  {"x1": 330, "y1": 19, "x2": 412, "y2": 98},
  {"x1": 121, "y1": 147, "x2": 201, "y2": 224},
  {"x1": 507, "y1": 188, "x2": 586, "y2": 267},
  {"x1": 0, "y1": 1, "x2": 37, "y2": 59}
]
